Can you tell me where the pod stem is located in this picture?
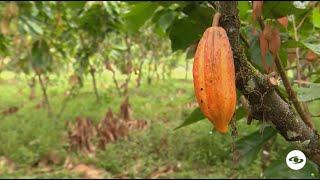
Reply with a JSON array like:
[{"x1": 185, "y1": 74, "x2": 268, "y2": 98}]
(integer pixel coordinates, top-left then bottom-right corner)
[{"x1": 212, "y1": 12, "x2": 221, "y2": 27}]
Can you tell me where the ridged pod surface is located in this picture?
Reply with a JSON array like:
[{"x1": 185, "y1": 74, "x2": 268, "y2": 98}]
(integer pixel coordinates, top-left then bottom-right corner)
[{"x1": 193, "y1": 26, "x2": 236, "y2": 133}]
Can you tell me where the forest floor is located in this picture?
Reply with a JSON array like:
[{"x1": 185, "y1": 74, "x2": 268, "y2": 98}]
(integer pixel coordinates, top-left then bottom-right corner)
[{"x1": 0, "y1": 69, "x2": 319, "y2": 178}]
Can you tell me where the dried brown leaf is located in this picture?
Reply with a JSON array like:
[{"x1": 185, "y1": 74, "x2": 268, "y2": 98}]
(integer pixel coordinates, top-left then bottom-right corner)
[
  {"x1": 262, "y1": 24, "x2": 272, "y2": 41},
  {"x1": 277, "y1": 16, "x2": 288, "y2": 29},
  {"x1": 253, "y1": 1, "x2": 264, "y2": 22},
  {"x1": 268, "y1": 27, "x2": 281, "y2": 57}
]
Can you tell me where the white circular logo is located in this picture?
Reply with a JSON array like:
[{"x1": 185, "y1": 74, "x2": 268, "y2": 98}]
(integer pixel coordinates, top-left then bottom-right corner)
[{"x1": 286, "y1": 150, "x2": 306, "y2": 170}]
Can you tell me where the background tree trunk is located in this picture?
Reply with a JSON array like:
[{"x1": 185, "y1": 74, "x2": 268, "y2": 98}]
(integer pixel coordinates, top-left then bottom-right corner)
[{"x1": 89, "y1": 67, "x2": 100, "y2": 101}]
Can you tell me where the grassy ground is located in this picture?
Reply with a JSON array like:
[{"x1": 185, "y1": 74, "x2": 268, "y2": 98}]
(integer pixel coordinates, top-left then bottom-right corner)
[{"x1": 0, "y1": 68, "x2": 319, "y2": 178}]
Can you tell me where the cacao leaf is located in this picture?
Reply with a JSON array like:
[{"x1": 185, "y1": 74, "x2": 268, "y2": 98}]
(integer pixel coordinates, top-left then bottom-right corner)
[
  {"x1": 174, "y1": 107, "x2": 205, "y2": 130},
  {"x1": 168, "y1": 17, "x2": 203, "y2": 51},
  {"x1": 236, "y1": 126, "x2": 277, "y2": 168},
  {"x1": 302, "y1": 42, "x2": 320, "y2": 55},
  {"x1": 238, "y1": 1, "x2": 250, "y2": 21},
  {"x1": 313, "y1": 8, "x2": 320, "y2": 28},
  {"x1": 263, "y1": 2, "x2": 308, "y2": 19},
  {"x1": 124, "y1": 2, "x2": 159, "y2": 33},
  {"x1": 296, "y1": 83, "x2": 320, "y2": 102}
]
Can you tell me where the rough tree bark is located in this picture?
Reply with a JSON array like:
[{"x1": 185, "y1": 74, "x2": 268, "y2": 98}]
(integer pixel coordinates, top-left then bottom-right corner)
[{"x1": 216, "y1": 1, "x2": 320, "y2": 165}]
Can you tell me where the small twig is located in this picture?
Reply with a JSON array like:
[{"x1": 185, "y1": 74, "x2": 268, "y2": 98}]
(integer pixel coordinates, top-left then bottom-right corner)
[{"x1": 292, "y1": 16, "x2": 301, "y2": 86}]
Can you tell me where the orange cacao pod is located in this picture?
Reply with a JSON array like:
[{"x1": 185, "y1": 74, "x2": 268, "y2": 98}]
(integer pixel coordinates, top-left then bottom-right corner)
[{"x1": 193, "y1": 14, "x2": 236, "y2": 133}]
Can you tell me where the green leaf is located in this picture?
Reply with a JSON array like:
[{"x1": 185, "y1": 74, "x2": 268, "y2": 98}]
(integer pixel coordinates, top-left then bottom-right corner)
[
  {"x1": 298, "y1": 17, "x2": 315, "y2": 38},
  {"x1": 264, "y1": 147, "x2": 319, "y2": 179},
  {"x1": 302, "y1": 42, "x2": 320, "y2": 55},
  {"x1": 174, "y1": 107, "x2": 205, "y2": 130},
  {"x1": 20, "y1": 16, "x2": 43, "y2": 36},
  {"x1": 282, "y1": 40, "x2": 305, "y2": 49},
  {"x1": 152, "y1": 9, "x2": 177, "y2": 37},
  {"x1": 235, "y1": 106, "x2": 246, "y2": 121},
  {"x1": 296, "y1": 83, "x2": 320, "y2": 102},
  {"x1": 182, "y1": 3, "x2": 213, "y2": 30},
  {"x1": 185, "y1": 43, "x2": 197, "y2": 59},
  {"x1": 249, "y1": 34, "x2": 273, "y2": 72},
  {"x1": 64, "y1": 2, "x2": 86, "y2": 10},
  {"x1": 31, "y1": 40, "x2": 52, "y2": 70},
  {"x1": 314, "y1": 77, "x2": 320, "y2": 83},
  {"x1": 168, "y1": 17, "x2": 203, "y2": 51},
  {"x1": 175, "y1": 105, "x2": 246, "y2": 130},
  {"x1": 124, "y1": 2, "x2": 159, "y2": 33},
  {"x1": 168, "y1": 3, "x2": 212, "y2": 51},
  {"x1": 313, "y1": 8, "x2": 320, "y2": 28},
  {"x1": 263, "y1": 2, "x2": 308, "y2": 19},
  {"x1": 236, "y1": 126, "x2": 277, "y2": 168},
  {"x1": 279, "y1": 47, "x2": 288, "y2": 68},
  {"x1": 238, "y1": 1, "x2": 250, "y2": 21},
  {"x1": 157, "y1": 10, "x2": 177, "y2": 33}
]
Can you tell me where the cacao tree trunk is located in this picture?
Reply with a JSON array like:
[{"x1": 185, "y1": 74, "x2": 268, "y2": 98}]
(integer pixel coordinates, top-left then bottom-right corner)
[
  {"x1": 136, "y1": 60, "x2": 145, "y2": 88},
  {"x1": 57, "y1": 85, "x2": 78, "y2": 119},
  {"x1": 154, "y1": 63, "x2": 160, "y2": 81},
  {"x1": 89, "y1": 67, "x2": 99, "y2": 102},
  {"x1": 217, "y1": 1, "x2": 320, "y2": 165},
  {"x1": 185, "y1": 57, "x2": 189, "y2": 80},
  {"x1": 112, "y1": 71, "x2": 121, "y2": 95},
  {"x1": 162, "y1": 64, "x2": 166, "y2": 80},
  {"x1": 147, "y1": 60, "x2": 152, "y2": 85},
  {"x1": 37, "y1": 73, "x2": 52, "y2": 117},
  {"x1": 29, "y1": 76, "x2": 36, "y2": 100}
]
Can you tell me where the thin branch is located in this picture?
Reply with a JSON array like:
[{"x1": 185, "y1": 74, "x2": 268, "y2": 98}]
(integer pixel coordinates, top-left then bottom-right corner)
[
  {"x1": 256, "y1": 16, "x2": 314, "y2": 130},
  {"x1": 292, "y1": 16, "x2": 301, "y2": 85},
  {"x1": 274, "y1": 54, "x2": 314, "y2": 129}
]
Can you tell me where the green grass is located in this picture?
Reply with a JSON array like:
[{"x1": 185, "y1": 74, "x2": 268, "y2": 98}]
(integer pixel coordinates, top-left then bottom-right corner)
[{"x1": 0, "y1": 69, "x2": 319, "y2": 178}]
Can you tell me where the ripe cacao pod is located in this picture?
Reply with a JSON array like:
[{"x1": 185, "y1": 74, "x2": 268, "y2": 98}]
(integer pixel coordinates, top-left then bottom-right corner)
[{"x1": 193, "y1": 14, "x2": 236, "y2": 133}]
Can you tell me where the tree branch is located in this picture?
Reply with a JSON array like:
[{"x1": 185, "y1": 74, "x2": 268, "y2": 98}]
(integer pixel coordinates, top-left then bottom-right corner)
[
  {"x1": 257, "y1": 13, "x2": 314, "y2": 130},
  {"x1": 274, "y1": 54, "x2": 314, "y2": 129},
  {"x1": 216, "y1": 1, "x2": 320, "y2": 165}
]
